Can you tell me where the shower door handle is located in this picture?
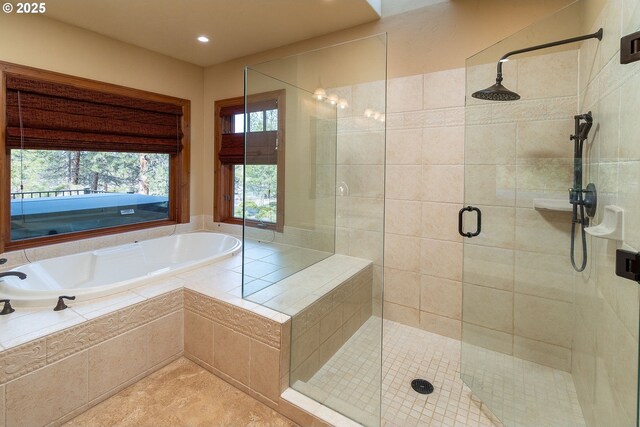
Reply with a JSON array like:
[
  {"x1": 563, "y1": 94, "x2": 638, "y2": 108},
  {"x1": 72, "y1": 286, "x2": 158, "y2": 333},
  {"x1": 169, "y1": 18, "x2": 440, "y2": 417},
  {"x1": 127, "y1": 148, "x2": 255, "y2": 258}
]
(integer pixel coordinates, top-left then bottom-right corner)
[{"x1": 458, "y1": 206, "x2": 481, "y2": 238}]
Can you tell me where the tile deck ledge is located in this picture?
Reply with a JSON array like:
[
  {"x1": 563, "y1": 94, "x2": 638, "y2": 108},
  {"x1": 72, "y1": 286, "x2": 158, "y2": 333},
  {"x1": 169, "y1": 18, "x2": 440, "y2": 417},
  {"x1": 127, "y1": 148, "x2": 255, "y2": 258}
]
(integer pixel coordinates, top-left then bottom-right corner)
[
  {"x1": 0, "y1": 252, "x2": 286, "y2": 352},
  {"x1": 0, "y1": 248, "x2": 371, "y2": 353}
]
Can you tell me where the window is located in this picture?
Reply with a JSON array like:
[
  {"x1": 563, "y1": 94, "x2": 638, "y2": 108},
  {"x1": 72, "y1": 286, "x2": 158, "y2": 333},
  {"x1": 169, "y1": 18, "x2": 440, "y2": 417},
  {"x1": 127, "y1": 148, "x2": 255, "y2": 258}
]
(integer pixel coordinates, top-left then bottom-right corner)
[
  {"x1": 0, "y1": 62, "x2": 190, "y2": 251},
  {"x1": 214, "y1": 91, "x2": 285, "y2": 231},
  {"x1": 10, "y1": 150, "x2": 170, "y2": 241}
]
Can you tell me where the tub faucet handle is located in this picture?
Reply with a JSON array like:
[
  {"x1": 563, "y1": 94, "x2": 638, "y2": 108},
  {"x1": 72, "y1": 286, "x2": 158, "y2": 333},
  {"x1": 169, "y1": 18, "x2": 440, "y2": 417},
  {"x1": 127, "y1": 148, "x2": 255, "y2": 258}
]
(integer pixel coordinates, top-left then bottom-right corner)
[
  {"x1": 54, "y1": 295, "x2": 76, "y2": 311},
  {"x1": 0, "y1": 299, "x2": 14, "y2": 315}
]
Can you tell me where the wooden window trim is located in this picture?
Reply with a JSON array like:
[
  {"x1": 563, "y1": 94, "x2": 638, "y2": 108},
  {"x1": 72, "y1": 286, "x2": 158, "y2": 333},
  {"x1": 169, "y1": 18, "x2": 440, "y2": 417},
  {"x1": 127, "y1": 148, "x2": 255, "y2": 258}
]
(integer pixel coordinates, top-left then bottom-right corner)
[
  {"x1": 0, "y1": 61, "x2": 191, "y2": 253},
  {"x1": 213, "y1": 90, "x2": 285, "y2": 232}
]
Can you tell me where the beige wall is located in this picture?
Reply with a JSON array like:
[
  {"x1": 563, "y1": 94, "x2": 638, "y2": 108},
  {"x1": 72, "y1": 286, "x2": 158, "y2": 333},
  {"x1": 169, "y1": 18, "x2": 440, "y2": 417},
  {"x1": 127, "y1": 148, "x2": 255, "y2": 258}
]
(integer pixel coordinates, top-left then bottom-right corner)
[
  {"x1": 0, "y1": 2, "x2": 574, "y2": 222},
  {"x1": 0, "y1": 14, "x2": 205, "y2": 215},
  {"x1": 202, "y1": 0, "x2": 573, "y2": 217}
]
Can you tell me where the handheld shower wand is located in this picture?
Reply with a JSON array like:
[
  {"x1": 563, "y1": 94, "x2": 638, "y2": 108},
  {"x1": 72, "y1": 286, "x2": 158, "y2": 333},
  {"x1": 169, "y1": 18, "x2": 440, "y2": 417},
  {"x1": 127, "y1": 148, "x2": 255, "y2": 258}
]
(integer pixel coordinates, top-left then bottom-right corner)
[{"x1": 569, "y1": 112, "x2": 596, "y2": 272}]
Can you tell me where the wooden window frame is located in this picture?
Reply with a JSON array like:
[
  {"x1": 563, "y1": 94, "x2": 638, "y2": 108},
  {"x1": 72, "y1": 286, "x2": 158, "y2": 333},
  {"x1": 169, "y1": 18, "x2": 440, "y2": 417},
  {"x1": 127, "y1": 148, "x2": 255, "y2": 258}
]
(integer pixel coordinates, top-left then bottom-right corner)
[
  {"x1": 214, "y1": 90, "x2": 285, "y2": 232},
  {"x1": 0, "y1": 61, "x2": 191, "y2": 252}
]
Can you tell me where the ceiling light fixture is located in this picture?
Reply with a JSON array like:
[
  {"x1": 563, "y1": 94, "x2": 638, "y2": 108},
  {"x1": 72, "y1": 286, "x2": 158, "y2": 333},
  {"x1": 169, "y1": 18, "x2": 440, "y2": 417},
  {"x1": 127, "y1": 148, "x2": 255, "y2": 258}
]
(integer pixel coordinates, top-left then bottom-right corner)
[
  {"x1": 313, "y1": 88, "x2": 327, "y2": 100},
  {"x1": 197, "y1": 35, "x2": 210, "y2": 43},
  {"x1": 313, "y1": 88, "x2": 349, "y2": 111}
]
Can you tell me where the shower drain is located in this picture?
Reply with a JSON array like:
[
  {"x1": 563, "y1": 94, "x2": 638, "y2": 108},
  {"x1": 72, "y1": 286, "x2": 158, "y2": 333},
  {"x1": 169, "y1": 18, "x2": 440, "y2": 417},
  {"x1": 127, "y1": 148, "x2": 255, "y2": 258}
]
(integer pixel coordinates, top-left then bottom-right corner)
[{"x1": 411, "y1": 379, "x2": 434, "y2": 395}]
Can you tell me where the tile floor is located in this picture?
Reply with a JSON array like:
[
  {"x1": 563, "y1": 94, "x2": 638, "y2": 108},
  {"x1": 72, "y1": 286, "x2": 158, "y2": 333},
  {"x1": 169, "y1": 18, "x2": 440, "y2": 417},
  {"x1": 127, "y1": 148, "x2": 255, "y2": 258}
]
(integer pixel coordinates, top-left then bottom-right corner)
[
  {"x1": 64, "y1": 358, "x2": 298, "y2": 427},
  {"x1": 294, "y1": 318, "x2": 497, "y2": 427},
  {"x1": 295, "y1": 319, "x2": 586, "y2": 427},
  {"x1": 58, "y1": 318, "x2": 586, "y2": 427},
  {"x1": 461, "y1": 342, "x2": 585, "y2": 427}
]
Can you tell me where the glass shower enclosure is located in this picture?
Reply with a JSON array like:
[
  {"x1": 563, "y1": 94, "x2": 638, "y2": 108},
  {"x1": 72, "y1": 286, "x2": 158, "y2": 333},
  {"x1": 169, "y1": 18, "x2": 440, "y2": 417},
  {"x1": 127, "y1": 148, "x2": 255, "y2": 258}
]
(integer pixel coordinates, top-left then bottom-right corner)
[
  {"x1": 241, "y1": 35, "x2": 387, "y2": 427},
  {"x1": 462, "y1": 0, "x2": 640, "y2": 426}
]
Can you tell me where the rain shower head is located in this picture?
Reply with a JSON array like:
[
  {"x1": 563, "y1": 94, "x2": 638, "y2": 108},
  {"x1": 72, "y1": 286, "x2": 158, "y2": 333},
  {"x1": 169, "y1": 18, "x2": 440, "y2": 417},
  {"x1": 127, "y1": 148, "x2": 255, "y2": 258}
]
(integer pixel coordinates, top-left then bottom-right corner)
[
  {"x1": 471, "y1": 79, "x2": 520, "y2": 101},
  {"x1": 472, "y1": 28, "x2": 603, "y2": 102}
]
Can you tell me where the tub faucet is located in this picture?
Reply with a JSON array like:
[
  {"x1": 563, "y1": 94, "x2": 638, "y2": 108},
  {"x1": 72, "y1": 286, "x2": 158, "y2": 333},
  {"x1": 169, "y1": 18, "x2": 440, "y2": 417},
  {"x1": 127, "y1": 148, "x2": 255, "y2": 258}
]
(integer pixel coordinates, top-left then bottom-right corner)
[
  {"x1": 0, "y1": 299, "x2": 15, "y2": 315},
  {"x1": 0, "y1": 271, "x2": 27, "y2": 280}
]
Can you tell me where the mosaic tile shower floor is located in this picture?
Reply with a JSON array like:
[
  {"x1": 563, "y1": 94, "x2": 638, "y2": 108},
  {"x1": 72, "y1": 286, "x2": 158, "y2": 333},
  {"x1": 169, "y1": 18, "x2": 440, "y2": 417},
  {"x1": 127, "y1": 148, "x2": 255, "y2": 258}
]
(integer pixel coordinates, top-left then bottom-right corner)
[{"x1": 297, "y1": 318, "x2": 586, "y2": 427}]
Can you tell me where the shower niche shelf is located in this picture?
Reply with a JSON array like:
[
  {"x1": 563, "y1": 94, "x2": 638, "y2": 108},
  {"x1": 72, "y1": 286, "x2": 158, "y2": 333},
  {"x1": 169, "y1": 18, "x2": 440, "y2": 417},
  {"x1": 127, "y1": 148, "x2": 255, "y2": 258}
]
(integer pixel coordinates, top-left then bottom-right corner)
[
  {"x1": 533, "y1": 198, "x2": 572, "y2": 212},
  {"x1": 585, "y1": 205, "x2": 624, "y2": 241}
]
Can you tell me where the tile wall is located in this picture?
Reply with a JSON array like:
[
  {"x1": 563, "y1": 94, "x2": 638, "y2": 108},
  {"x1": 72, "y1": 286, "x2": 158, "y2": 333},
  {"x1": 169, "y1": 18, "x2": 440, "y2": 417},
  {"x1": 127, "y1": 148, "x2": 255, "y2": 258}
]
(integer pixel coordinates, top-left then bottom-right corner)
[
  {"x1": 382, "y1": 68, "x2": 466, "y2": 340},
  {"x1": 572, "y1": 0, "x2": 640, "y2": 426},
  {"x1": 182, "y1": 289, "x2": 289, "y2": 404},
  {"x1": 333, "y1": 80, "x2": 386, "y2": 319},
  {"x1": 181, "y1": 289, "x2": 336, "y2": 427},
  {"x1": 289, "y1": 264, "x2": 373, "y2": 384},
  {"x1": 381, "y1": 45, "x2": 583, "y2": 372},
  {"x1": 462, "y1": 48, "x2": 579, "y2": 371}
]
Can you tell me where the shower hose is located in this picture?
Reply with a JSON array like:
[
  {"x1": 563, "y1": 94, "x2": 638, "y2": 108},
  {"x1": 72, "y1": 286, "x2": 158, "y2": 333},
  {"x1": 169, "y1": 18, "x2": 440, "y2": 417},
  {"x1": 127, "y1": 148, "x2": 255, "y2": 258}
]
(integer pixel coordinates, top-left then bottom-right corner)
[{"x1": 570, "y1": 192, "x2": 588, "y2": 272}]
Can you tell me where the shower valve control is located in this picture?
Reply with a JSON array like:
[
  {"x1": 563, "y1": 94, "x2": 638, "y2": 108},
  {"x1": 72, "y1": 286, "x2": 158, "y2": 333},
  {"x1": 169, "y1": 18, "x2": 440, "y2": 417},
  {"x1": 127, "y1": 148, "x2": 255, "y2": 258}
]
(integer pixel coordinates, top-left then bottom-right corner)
[{"x1": 616, "y1": 250, "x2": 640, "y2": 282}]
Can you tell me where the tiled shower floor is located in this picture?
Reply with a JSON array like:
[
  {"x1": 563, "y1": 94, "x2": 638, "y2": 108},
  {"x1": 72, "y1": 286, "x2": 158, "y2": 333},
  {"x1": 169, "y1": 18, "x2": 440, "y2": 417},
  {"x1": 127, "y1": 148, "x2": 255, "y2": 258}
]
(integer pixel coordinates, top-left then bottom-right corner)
[
  {"x1": 461, "y1": 343, "x2": 585, "y2": 427},
  {"x1": 296, "y1": 319, "x2": 586, "y2": 427}
]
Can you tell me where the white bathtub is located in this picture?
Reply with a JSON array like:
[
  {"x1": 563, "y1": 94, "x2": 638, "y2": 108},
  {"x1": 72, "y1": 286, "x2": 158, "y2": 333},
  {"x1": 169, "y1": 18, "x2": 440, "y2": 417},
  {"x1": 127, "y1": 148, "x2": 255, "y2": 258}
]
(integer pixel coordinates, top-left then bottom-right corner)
[{"x1": 0, "y1": 232, "x2": 241, "y2": 307}]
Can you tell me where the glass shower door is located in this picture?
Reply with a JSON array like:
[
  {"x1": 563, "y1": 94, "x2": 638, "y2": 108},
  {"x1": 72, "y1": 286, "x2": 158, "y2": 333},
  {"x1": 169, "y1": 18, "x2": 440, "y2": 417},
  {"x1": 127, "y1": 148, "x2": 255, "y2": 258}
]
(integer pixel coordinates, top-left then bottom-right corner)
[{"x1": 242, "y1": 35, "x2": 387, "y2": 427}]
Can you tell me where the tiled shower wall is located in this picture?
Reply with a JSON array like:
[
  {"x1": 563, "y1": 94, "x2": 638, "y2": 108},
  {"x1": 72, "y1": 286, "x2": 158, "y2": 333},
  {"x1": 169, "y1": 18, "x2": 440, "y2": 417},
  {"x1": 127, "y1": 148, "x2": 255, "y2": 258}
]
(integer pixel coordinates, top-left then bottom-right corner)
[
  {"x1": 462, "y1": 49, "x2": 579, "y2": 371},
  {"x1": 572, "y1": 0, "x2": 640, "y2": 426},
  {"x1": 382, "y1": 68, "x2": 466, "y2": 339},
  {"x1": 383, "y1": 47, "x2": 582, "y2": 372},
  {"x1": 334, "y1": 81, "x2": 386, "y2": 314}
]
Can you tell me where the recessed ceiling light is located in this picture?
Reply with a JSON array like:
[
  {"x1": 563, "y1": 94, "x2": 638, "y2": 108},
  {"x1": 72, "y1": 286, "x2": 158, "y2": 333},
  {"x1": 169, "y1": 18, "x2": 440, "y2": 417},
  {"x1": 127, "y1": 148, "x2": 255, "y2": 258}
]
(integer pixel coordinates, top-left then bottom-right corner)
[{"x1": 197, "y1": 35, "x2": 210, "y2": 43}]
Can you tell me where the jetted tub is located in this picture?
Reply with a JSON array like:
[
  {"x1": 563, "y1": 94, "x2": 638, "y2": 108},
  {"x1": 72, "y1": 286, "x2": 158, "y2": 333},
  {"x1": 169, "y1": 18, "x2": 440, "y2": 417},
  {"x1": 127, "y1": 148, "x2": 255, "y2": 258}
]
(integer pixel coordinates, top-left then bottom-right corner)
[{"x1": 0, "y1": 232, "x2": 242, "y2": 307}]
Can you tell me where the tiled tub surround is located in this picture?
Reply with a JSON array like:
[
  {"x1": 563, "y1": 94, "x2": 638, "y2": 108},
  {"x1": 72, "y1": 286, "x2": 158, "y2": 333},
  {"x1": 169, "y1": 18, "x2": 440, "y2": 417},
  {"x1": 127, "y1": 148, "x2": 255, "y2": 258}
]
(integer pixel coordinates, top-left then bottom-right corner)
[
  {"x1": 0, "y1": 234, "x2": 377, "y2": 427},
  {"x1": 182, "y1": 288, "x2": 303, "y2": 424},
  {"x1": 0, "y1": 290, "x2": 185, "y2": 427},
  {"x1": 0, "y1": 287, "x2": 322, "y2": 427}
]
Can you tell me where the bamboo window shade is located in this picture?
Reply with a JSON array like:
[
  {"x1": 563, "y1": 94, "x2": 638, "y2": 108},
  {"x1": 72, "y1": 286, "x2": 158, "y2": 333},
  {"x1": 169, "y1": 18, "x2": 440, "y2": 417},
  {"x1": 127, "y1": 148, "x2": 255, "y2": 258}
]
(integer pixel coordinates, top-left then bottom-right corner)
[
  {"x1": 218, "y1": 98, "x2": 278, "y2": 165},
  {"x1": 5, "y1": 74, "x2": 184, "y2": 154}
]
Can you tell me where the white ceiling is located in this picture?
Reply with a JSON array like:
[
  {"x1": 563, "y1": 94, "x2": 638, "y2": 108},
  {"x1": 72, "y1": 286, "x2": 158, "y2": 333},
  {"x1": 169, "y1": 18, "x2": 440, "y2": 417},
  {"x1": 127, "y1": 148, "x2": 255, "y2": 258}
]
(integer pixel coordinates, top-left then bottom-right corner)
[{"x1": 44, "y1": 0, "x2": 382, "y2": 67}]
